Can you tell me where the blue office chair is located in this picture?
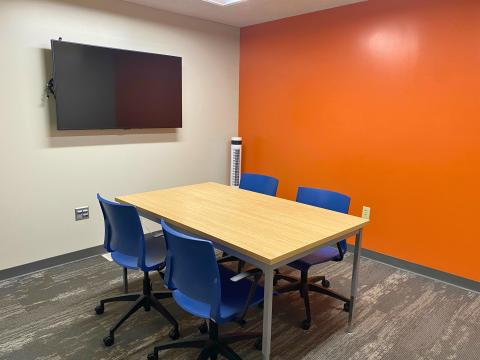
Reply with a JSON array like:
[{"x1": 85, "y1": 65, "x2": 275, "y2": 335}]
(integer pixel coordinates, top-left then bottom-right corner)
[
  {"x1": 148, "y1": 220, "x2": 264, "y2": 360},
  {"x1": 239, "y1": 172, "x2": 279, "y2": 196},
  {"x1": 96, "y1": 194, "x2": 179, "y2": 346},
  {"x1": 274, "y1": 187, "x2": 351, "y2": 330},
  {"x1": 219, "y1": 172, "x2": 279, "y2": 273}
]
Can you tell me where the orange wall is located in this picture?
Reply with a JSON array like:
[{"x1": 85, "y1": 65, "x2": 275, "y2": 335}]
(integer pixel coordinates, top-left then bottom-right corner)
[{"x1": 239, "y1": 0, "x2": 480, "y2": 281}]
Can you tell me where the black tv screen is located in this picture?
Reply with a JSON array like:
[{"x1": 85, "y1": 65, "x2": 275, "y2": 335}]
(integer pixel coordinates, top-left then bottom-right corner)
[{"x1": 51, "y1": 40, "x2": 182, "y2": 130}]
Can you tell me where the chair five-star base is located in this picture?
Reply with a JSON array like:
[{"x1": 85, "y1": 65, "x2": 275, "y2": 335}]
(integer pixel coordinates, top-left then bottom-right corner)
[
  {"x1": 95, "y1": 271, "x2": 179, "y2": 346},
  {"x1": 148, "y1": 319, "x2": 261, "y2": 360}
]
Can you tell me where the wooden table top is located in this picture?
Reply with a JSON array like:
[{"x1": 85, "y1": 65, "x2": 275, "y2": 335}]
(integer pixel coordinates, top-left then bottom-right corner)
[{"x1": 116, "y1": 182, "x2": 369, "y2": 266}]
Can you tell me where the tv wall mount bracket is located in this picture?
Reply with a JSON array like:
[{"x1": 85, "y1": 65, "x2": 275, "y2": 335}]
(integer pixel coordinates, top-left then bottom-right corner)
[
  {"x1": 46, "y1": 37, "x2": 62, "y2": 99},
  {"x1": 46, "y1": 78, "x2": 55, "y2": 98}
]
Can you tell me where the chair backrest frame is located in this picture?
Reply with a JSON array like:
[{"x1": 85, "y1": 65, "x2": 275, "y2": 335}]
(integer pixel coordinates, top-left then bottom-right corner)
[
  {"x1": 97, "y1": 194, "x2": 147, "y2": 269},
  {"x1": 239, "y1": 173, "x2": 279, "y2": 196},
  {"x1": 161, "y1": 220, "x2": 222, "y2": 321},
  {"x1": 296, "y1": 187, "x2": 351, "y2": 257}
]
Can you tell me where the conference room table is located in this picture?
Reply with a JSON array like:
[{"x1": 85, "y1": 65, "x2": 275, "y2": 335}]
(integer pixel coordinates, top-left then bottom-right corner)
[{"x1": 117, "y1": 182, "x2": 369, "y2": 359}]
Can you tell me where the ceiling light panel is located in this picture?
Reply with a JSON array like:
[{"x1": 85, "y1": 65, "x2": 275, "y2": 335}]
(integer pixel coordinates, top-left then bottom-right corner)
[{"x1": 201, "y1": 0, "x2": 246, "y2": 6}]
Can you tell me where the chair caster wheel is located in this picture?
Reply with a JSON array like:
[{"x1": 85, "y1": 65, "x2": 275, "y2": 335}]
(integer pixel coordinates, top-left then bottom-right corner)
[
  {"x1": 103, "y1": 335, "x2": 114, "y2": 347},
  {"x1": 254, "y1": 337, "x2": 262, "y2": 351},
  {"x1": 95, "y1": 305, "x2": 104, "y2": 315},
  {"x1": 147, "y1": 353, "x2": 158, "y2": 360},
  {"x1": 301, "y1": 320, "x2": 311, "y2": 330},
  {"x1": 169, "y1": 327, "x2": 180, "y2": 340},
  {"x1": 343, "y1": 302, "x2": 350, "y2": 312},
  {"x1": 198, "y1": 321, "x2": 208, "y2": 334},
  {"x1": 321, "y1": 279, "x2": 330, "y2": 288}
]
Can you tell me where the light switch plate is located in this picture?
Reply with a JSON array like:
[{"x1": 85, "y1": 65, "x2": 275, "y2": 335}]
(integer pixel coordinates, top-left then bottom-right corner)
[
  {"x1": 362, "y1": 206, "x2": 371, "y2": 220},
  {"x1": 75, "y1": 206, "x2": 89, "y2": 221}
]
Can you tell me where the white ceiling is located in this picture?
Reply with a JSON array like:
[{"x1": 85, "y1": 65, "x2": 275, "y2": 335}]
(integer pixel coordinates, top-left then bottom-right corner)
[{"x1": 122, "y1": 0, "x2": 367, "y2": 27}]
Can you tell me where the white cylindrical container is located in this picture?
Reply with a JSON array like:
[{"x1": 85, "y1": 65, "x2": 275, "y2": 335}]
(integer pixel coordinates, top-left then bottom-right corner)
[{"x1": 230, "y1": 137, "x2": 242, "y2": 187}]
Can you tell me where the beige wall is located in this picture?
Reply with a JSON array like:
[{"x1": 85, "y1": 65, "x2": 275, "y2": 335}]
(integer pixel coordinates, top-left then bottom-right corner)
[{"x1": 0, "y1": 0, "x2": 240, "y2": 270}]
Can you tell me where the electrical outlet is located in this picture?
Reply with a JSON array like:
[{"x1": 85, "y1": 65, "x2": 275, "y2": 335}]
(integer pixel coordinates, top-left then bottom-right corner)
[
  {"x1": 362, "y1": 206, "x2": 371, "y2": 220},
  {"x1": 75, "y1": 206, "x2": 89, "y2": 221}
]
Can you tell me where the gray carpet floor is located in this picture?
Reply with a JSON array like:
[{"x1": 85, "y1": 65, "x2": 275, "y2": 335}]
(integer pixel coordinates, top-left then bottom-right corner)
[{"x1": 0, "y1": 252, "x2": 479, "y2": 360}]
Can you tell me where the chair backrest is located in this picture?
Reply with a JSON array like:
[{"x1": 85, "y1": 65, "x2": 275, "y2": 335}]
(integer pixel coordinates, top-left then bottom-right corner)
[
  {"x1": 239, "y1": 173, "x2": 279, "y2": 196},
  {"x1": 161, "y1": 220, "x2": 222, "y2": 320},
  {"x1": 296, "y1": 187, "x2": 351, "y2": 254},
  {"x1": 97, "y1": 194, "x2": 146, "y2": 268}
]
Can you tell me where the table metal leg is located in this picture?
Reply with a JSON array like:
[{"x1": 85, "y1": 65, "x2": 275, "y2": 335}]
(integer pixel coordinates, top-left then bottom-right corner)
[
  {"x1": 348, "y1": 229, "x2": 363, "y2": 333},
  {"x1": 123, "y1": 267, "x2": 128, "y2": 294},
  {"x1": 262, "y1": 267, "x2": 274, "y2": 359}
]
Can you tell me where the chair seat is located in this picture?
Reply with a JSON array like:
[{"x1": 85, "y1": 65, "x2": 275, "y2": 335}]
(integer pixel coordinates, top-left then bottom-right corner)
[
  {"x1": 172, "y1": 265, "x2": 264, "y2": 324},
  {"x1": 288, "y1": 246, "x2": 341, "y2": 272},
  {"x1": 111, "y1": 233, "x2": 166, "y2": 271}
]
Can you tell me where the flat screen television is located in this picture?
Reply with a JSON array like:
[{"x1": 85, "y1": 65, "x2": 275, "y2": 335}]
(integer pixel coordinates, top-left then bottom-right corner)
[{"x1": 50, "y1": 40, "x2": 182, "y2": 130}]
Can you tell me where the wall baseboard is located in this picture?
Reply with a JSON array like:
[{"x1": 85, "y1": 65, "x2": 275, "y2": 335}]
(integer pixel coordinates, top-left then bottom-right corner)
[
  {"x1": 348, "y1": 244, "x2": 479, "y2": 293},
  {"x1": 1, "y1": 242, "x2": 478, "y2": 293},
  {"x1": 0, "y1": 245, "x2": 106, "y2": 281}
]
